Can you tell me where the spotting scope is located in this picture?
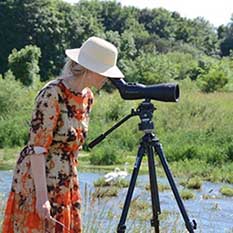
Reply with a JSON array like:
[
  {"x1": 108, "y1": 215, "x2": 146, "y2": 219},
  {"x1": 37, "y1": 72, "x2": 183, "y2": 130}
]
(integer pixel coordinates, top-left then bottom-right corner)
[{"x1": 109, "y1": 78, "x2": 179, "y2": 102}]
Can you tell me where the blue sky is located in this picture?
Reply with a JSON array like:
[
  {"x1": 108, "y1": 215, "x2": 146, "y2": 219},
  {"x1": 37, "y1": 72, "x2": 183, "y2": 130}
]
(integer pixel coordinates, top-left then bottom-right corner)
[{"x1": 65, "y1": 0, "x2": 233, "y2": 27}]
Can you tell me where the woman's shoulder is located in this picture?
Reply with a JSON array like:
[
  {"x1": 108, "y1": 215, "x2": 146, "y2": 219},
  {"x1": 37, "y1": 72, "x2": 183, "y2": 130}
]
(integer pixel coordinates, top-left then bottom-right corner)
[{"x1": 36, "y1": 79, "x2": 61, "y2": 101}]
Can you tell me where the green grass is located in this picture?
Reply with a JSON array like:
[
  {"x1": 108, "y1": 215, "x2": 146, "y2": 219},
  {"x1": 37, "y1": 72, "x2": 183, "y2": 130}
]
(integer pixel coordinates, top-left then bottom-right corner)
[
  {"x1": 145, "y1": 183, "x2": 170, "y2": 192},
  {"x1": 220, "y1": 186, "x2": 233, "y2": 197},
  {"x1": 180, "y1": 177, "x2": 203, "y2": 189},
  {"x1": 0, "y1": 147, "x2": 20, "y2": 170},
  {"x1": 92, "y1": 187, "x2": 119, "y2": 198},
  {"x1": 94, "y1": 177, "x2": 129, "y2": 188},
  {"x1": 180, "y1": 189, "x2": 196, "y2": 200}
]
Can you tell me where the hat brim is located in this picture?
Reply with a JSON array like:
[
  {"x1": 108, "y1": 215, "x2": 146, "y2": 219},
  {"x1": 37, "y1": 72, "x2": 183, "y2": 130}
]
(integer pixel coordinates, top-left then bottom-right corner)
[{"x1": 65, "y1": 49, "x2": 124, "y2": 78}]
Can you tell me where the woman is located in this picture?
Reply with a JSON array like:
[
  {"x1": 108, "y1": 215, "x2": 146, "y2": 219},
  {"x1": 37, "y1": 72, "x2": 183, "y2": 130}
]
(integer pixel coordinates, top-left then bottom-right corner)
[{"x1": 2, "y1": 36, "x2": 124, "y2": 233}]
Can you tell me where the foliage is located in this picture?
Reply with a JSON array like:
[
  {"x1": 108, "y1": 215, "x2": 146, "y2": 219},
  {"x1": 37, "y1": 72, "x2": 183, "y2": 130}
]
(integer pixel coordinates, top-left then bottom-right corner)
[
  {"x1": 94, "y1": 177, "x2": 129, "y2": 188},
  {"x1": 0, "y1": 0, "x2": 87, "y2": 80},
  {"x1": 138, "y1": 8, "x2": 176, "y2": 39},
  {"x1": 197, "y1": 66, "x2": 228, "y2": 92},
  {"x1": 1, "y1": 0, "x2": 233, "y2": 82},
  {"x1": 89, "y1": 142, "x2": 125, "y2": 165},
  {"x1": 8, "y1": 45, "x2": 41, "y2": 86},
  {"x1": 180, "y1": 189, "x2": 195, "y2": 200},
  {"x1": 220, "y1": 186, "x2": 233, "y2": 197},
  {"x1": 0, "y1": 73, "x2": 38, "y2": 148},
  {"x1": 0, "y1": 73, "x2": 31, "y2": 118},
  {"x1": 122, "y1": 53, "x2": 173, "y2": 84},
  {"x1": 186, "y1": 177, "x2": 203, "y2": 190},
  {"x1": 219, "y1": 18, "x2": 233, "y2": 56}
]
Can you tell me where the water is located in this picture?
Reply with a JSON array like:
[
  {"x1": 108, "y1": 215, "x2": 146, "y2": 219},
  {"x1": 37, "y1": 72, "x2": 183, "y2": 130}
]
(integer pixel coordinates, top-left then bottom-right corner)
[{"x1": 0, "y1": 170, "x2": 233, "y2": 232}]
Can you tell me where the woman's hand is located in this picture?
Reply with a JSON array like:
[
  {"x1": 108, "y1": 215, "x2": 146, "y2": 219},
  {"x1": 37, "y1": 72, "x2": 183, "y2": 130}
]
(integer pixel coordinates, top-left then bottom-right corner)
[
  {"x1": 36, "y1": 196, "x2": 51, "y2": 219},
  {"x1": 30, "y1": 154, "x2": 51, "y2": 219}
]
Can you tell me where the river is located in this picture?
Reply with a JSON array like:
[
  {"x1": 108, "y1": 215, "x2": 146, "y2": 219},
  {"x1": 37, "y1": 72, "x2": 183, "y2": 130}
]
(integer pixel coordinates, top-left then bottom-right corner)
[{"x1": 0, "y1": 170, "x2": 233, "y2": 233}]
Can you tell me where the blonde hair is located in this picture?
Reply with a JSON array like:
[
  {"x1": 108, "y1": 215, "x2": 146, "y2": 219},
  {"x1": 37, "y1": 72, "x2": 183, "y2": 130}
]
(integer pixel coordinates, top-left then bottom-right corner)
[{"x1": 60, "y1": 58, "x2": 87, "y2": 78}]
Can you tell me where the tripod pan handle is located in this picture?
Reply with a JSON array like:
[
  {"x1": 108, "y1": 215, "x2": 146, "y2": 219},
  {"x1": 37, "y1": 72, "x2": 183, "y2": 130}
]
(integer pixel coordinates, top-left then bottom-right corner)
[{"x1": 88, "y1": 134, "x2": 105, "y2": 148}]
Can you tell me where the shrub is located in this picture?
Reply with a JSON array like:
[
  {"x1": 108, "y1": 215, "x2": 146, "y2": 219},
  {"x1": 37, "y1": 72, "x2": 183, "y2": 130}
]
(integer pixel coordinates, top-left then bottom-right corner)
[
  {"x1": 0, "y1": 72, "x2": 22, "y2": 118},
  {"x1": 89, "y1": 142, "x2": 125, "y2": 165},
  {"x1": 0, "y1": 74, "x2": 39, "y2": 147},
  {"x1": 8, "y1": 45, "x2": 41, "y2": 86},
  {"x1": 0, "y1": 116, "x2": 29, "y2": 148},
  {"x1": 226, "y1": 143, "x2": 233, "y2": 161},
  {"x1": 186, "y1": 177, "x2": 202, "y2": 189},
  {"x1": 220, "y1": 186, "x2": 233, "y2": 197},
  {"x1": 180, "y1": 190, "x2": 195, "y2": 200},
  {"x1": 197, "y1": 66, "x2": 228, "y2": 92}
]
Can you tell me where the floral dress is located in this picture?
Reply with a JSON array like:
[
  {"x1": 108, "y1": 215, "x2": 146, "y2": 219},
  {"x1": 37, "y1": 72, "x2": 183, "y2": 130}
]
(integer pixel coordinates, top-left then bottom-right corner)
[{"x1": 2, "y1": 78, "x2": 94, "y2": 233}]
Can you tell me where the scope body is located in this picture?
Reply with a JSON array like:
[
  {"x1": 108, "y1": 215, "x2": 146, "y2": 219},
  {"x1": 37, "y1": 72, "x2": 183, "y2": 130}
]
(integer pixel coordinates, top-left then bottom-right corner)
[{"x1": 109, "y1": 78, "x2": 179, "y2": 102}]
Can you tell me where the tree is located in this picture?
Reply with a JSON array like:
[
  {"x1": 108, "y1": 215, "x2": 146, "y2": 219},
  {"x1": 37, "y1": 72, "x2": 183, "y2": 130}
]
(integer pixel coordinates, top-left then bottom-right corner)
[
  {"x1": 0, "y1": 0, "x2": 93, "y2": 80},
  {"x1": 122, "y1": 53, "x2": 173, "y2": 84},
  {"x1": 174, "y1": 17, "x2": 219, "y2": 56},
  {"x1": 139, "y1": 8, "x2": 176, "y2": 39},
  {"x1": 219, "y1": 17, "x2": 233, "y2": 56},
  {"x1": 8, "y1": 45, "x2": 41, "y2": 86},
  {"x1": 73, "y1": 0, "x2": 105, "y2": 42}
]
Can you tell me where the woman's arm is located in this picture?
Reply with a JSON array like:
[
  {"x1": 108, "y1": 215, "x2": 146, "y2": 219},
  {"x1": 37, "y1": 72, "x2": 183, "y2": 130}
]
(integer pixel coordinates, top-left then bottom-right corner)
[
  {"x1": 30, "y1": 154, "x2": 51, "y2": 219},
  {"x1": 28, "y1": 86, "x2": 60, "y2": 219}
]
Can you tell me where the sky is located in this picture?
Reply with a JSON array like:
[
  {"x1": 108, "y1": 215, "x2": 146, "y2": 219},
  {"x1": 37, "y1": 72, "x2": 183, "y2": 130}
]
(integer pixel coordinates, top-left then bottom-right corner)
[{"x1": 65, "y1": 0, "x2": 233, "y2": 27}]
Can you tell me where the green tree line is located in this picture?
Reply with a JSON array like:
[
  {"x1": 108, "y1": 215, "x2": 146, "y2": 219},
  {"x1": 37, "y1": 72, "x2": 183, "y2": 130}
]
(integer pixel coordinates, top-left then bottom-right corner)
[{"x1": 0, "y1": 0, "x2": 233, "y2": 91}]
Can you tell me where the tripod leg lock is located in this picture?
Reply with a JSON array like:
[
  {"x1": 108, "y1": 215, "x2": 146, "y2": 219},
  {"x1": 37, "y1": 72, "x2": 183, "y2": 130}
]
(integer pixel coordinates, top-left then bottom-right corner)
[
  {"x1": 150, "y1": 218, "x2": 159, "y2": 227},
  {"x1": 117, "y1": 225, "x2": 126, "y2": 233},
  {"x1": 192, "y1": 219, "x2": 197, "y2": 229},
  {"x1": 185, "y1": 219, "x2": 197, "y2": 232}
]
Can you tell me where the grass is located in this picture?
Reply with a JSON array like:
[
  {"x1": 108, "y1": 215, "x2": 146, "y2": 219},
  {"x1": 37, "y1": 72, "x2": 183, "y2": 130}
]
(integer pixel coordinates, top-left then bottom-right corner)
[
  {"x1": 145, "y1": 183, "x2": 170, "y2": 192},
  {"x1": 128, "y1": 197, "x2": 151, "y2": 221},
  {"x1": 202, "y1": 194, "x2": 221, "y2": 200},
  {"x1": 220, "y1": 185, "x2": 233, "y2": 197},
  {"x1": 180, "y1": 189, "x2": 195, "y2": 200},
  {"x1": 92, "y1": 187, "x2": 119, "y2": 198},
  {"x1": 94, "y1": 177, "x2": 129, "y2": 188},
  {"x1": 0, "y1": 147, "x2": 20, "y2": 170},
  {"x1": 180, "y1": 177, "x2": 203, "y2": 189}
]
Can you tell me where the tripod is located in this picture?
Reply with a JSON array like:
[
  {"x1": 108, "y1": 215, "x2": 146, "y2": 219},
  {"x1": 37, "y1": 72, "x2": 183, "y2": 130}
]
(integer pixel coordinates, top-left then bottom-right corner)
[{"x1": 88, "y1": 99, "x2": 197, "y2": 233}]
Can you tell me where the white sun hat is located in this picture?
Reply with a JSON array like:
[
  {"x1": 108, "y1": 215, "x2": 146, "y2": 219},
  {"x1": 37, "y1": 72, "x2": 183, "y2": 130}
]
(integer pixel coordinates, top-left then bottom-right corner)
[{"x1": 65, "y1": 36, "x2": 124, "y2": 78}]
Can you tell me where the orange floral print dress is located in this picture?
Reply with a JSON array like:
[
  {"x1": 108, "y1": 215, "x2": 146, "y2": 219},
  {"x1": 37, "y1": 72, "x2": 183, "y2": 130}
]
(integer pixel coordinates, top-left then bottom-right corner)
[{"x1": 2, "y1": 78, "x2": 94, "y2": 233}]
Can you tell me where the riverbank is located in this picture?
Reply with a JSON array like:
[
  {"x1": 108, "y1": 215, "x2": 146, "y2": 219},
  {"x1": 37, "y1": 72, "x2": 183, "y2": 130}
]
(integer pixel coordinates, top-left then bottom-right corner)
[{"x1": 1, "y1": 148, "x2": 233, "y2": 184}]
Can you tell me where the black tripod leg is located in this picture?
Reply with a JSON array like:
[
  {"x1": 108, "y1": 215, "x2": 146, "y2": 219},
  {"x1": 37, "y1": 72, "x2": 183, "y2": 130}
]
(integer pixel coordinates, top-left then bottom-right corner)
[
  {"x1": 153, "y1": 140, "x2": 196, "y2": 233},
  {"x1": 147, "y1": 144, "x2": 161, "y2": 233},
  {"x1": 117, "y1": 145, "x2": 145, "y2": 233}
]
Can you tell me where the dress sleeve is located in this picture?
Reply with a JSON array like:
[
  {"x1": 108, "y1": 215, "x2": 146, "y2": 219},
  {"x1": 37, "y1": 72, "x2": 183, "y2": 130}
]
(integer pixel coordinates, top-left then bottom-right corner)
[{"x1": 28, "y1": 85, "x2": 60, "y2": 155}]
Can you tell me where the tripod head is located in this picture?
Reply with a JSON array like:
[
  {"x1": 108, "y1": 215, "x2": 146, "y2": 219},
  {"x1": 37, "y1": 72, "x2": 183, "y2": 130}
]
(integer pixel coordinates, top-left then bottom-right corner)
[
  {"x1": 134, "y1": 99, "x2": 155, "y2": 133},
  {"x1": 88, "y1": 99, "x2": 157, "y2": 148}
]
